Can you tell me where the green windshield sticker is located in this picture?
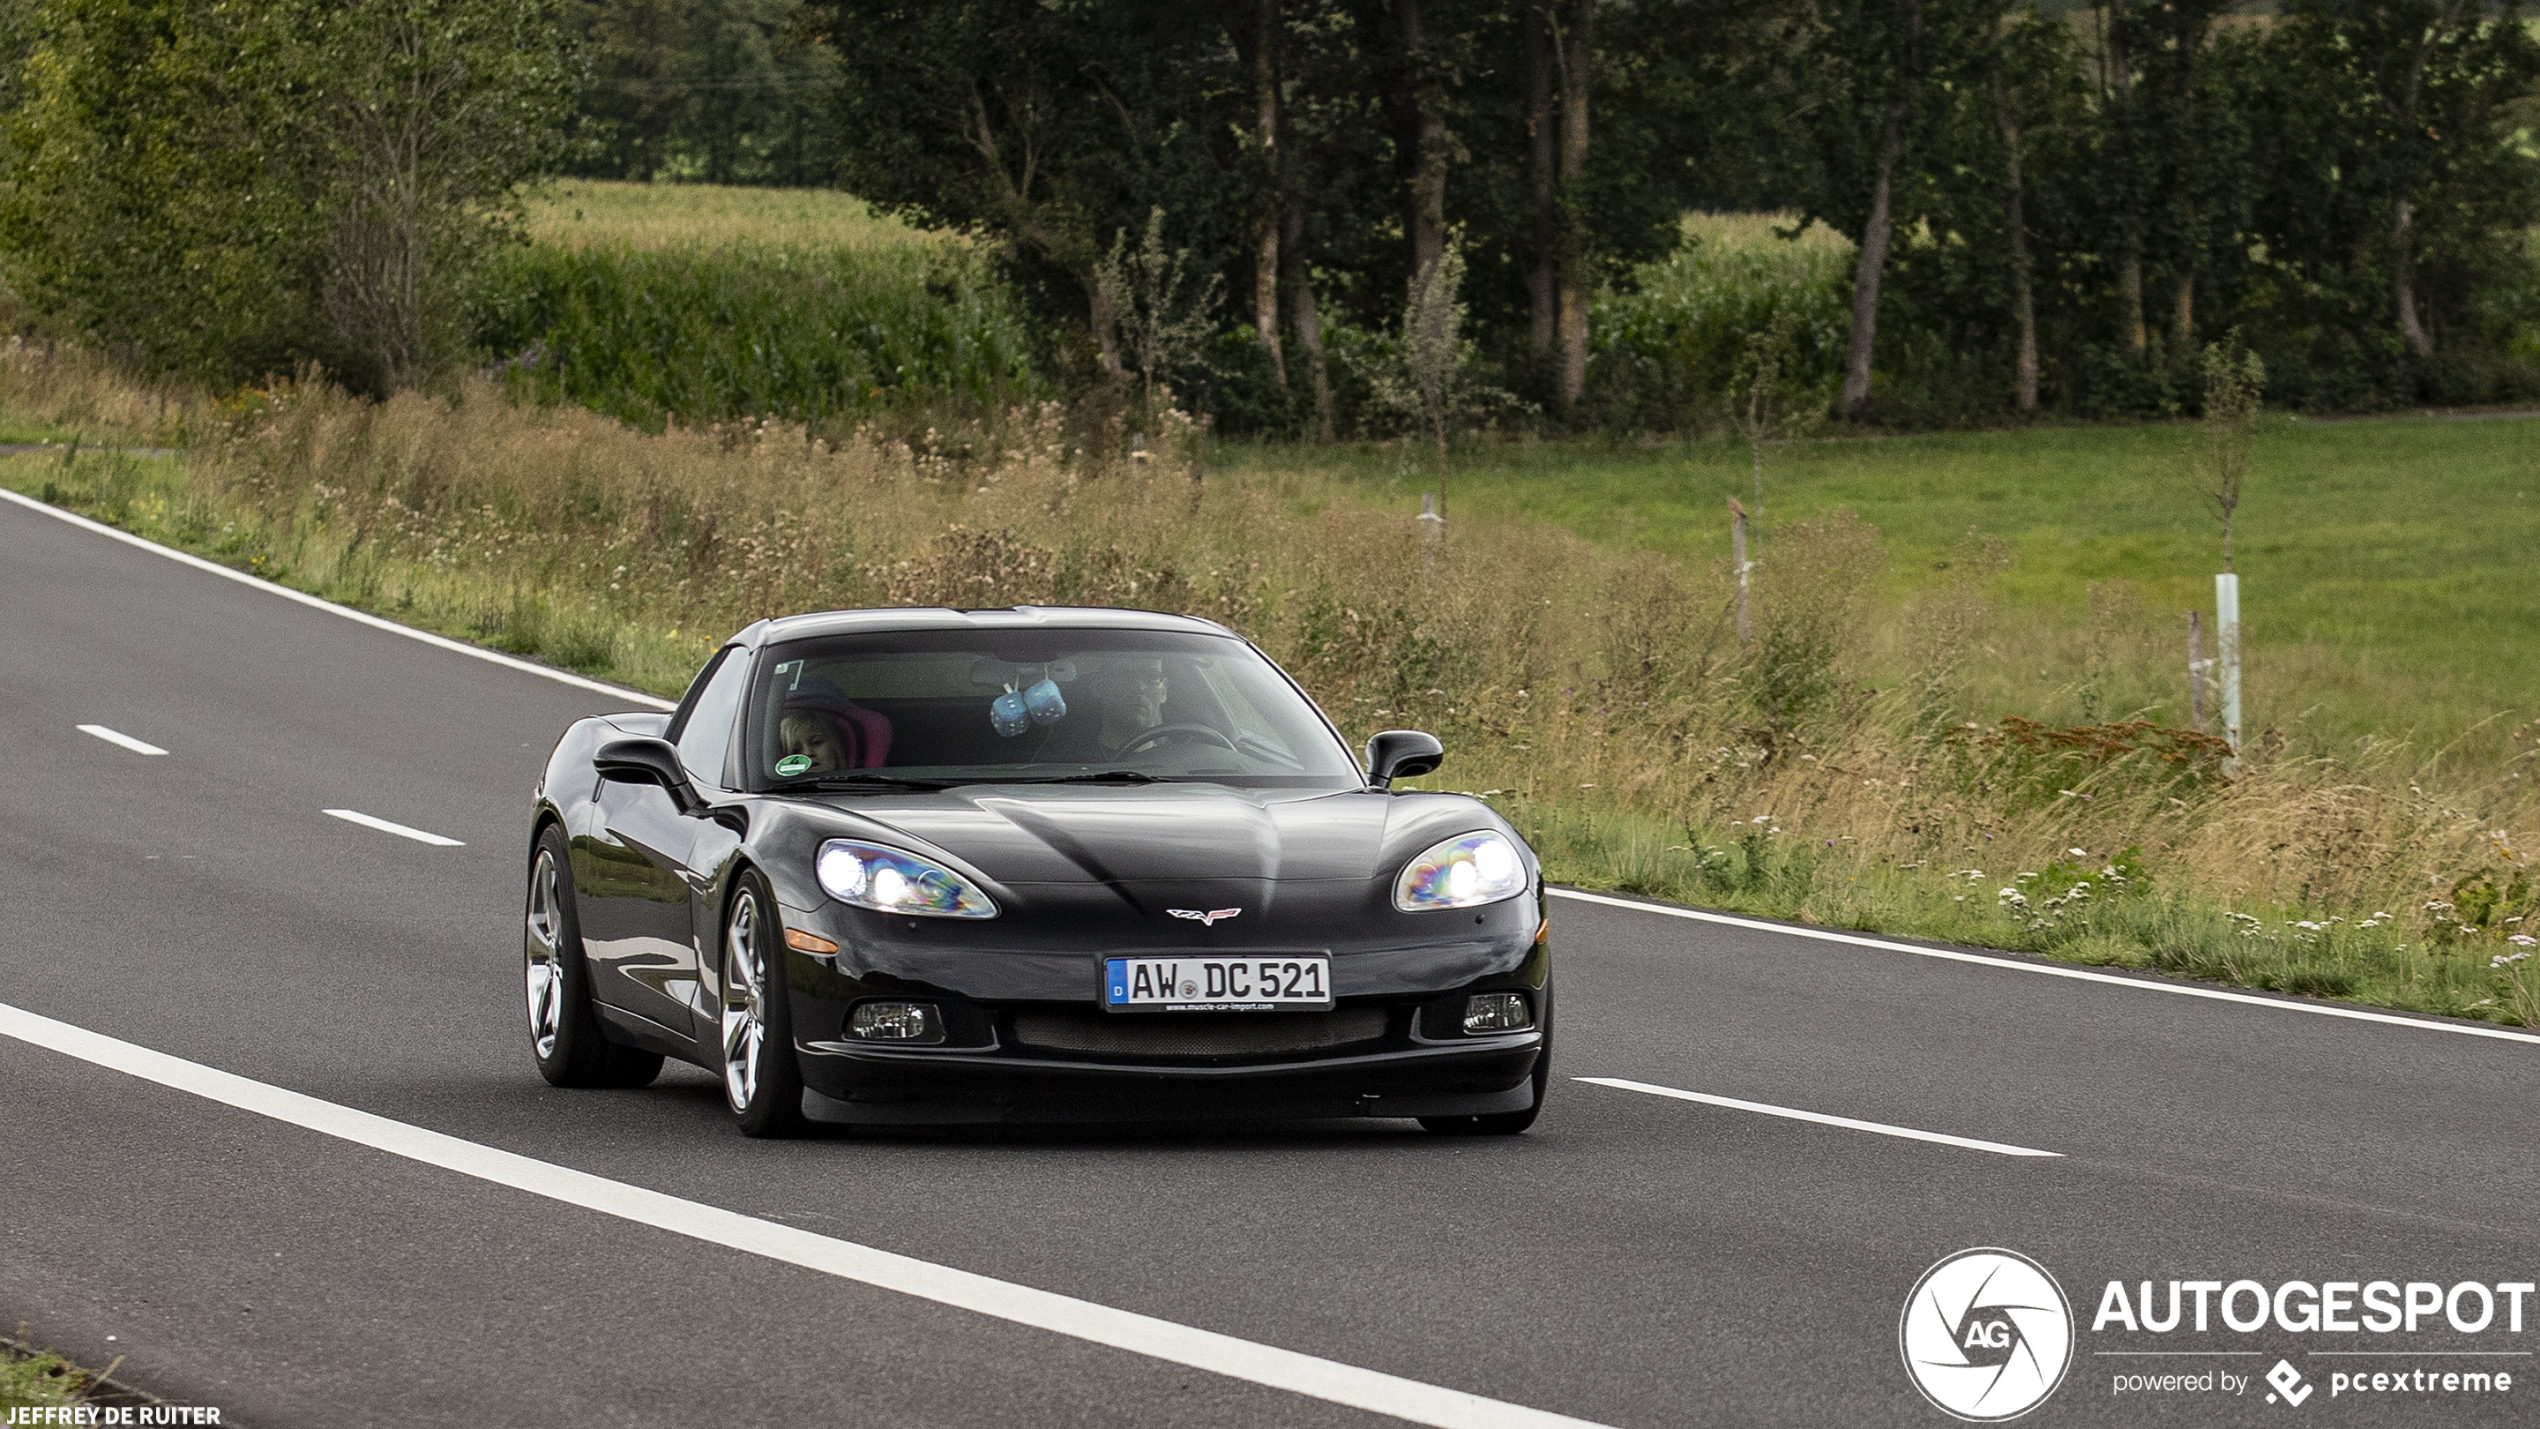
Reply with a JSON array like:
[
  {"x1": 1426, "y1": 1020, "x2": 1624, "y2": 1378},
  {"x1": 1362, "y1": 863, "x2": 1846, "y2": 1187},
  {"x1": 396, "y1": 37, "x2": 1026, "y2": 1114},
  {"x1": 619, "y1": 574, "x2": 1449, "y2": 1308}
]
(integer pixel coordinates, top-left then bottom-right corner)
[{"x1": 775, "y1": 753, "x2": 813, "y2": 776}]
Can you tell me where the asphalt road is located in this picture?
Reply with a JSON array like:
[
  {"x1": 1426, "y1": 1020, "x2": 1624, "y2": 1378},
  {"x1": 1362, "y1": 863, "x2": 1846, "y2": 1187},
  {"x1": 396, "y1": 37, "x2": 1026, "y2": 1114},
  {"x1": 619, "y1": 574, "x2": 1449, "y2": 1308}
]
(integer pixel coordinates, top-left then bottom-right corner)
[{"x1": 4, "y1": 486, "x2": 2536, "y2": 1428}]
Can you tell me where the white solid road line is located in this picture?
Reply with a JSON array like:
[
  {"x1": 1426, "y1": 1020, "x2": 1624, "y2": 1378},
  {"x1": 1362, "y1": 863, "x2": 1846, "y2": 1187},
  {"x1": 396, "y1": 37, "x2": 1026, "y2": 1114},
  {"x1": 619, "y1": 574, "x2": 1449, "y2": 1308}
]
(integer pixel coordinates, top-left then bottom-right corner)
[
  {"x1": 1548, "y1": 887, "x2": 2540, "y2": 1047},
  {"x1": 0, "y1": 1004, "x2": 1612, "y2": 1429},
  {"x1": 76, "y1": 724, "x2": 168, "y2": 756},
  {"x1": 0, "y1": 485, "x2": 676, "y2": 712},
  {"x1": 1575, "y1": 1077, "x2": 2063, "y2": 1158},
  {"x1": 323, "y1": 809, "x2": 465, "y2": 848}
]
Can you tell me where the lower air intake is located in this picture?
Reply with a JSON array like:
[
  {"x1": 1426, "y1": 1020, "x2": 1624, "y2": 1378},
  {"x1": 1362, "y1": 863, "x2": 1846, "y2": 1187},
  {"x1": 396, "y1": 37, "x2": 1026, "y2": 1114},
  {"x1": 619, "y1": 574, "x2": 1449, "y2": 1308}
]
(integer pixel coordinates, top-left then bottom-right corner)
[{"x1": 1010, "y1": 1007, "x2": 1389, "y2": 1059}]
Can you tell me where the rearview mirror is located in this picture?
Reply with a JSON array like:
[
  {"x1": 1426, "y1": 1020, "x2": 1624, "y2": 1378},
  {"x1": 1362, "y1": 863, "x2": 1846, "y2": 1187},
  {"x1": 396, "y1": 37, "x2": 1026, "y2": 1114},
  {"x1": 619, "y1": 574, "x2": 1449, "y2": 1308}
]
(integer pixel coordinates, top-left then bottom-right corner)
[
  {"x1": 596, "y1": 736, "x2": 705, "y2": 816},
  {"x1": 1364, "y1": 730, "x2": 1445, "y2": 790}
]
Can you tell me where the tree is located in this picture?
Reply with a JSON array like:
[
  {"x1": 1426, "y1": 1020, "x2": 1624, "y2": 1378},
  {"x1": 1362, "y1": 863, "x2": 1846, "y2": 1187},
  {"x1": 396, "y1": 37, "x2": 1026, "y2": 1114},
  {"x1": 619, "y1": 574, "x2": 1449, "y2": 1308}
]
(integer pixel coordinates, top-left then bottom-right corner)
[
  {"x1": 1373, "y1": 242, "x2": 1478, "y2": 507},
  {"x1": 2201, "y1": 337, "x2": 2262, "y2": 572},
  {"x1": 1804, "y1": 0, "x2": 1934, "y2": 422},
  {"x1": 1095, "y1": 207, "x2": 1221, "y2": 431},
  {"x1": 801, "y1": 1, "x2": 1246, "y2": 381},
  {"x1": 574, "y1": 0, "x2": 841, "y2": 185},
  {"x1": 288, "y1": 0, "x2": 582, "y2": 389},
  {"x1": 0, "y1": 0, "x2": 576, "y2": 388}
]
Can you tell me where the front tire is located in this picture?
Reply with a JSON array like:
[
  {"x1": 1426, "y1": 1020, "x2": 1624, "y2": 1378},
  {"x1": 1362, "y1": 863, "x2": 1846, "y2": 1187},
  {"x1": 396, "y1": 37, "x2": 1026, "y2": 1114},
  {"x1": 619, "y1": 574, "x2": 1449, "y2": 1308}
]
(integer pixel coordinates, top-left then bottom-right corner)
[
  {"x1": 719, "y1": 869, "x2": 806, "y2": 1137},
  {"x1": 525, "y1": 826, "x2": 663, "y2": 1089}
]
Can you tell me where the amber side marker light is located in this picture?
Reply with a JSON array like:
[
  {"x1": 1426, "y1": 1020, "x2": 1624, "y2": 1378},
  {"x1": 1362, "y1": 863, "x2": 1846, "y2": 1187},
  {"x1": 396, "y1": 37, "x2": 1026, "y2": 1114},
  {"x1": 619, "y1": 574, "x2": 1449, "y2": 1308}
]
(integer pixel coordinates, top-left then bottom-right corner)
[{"x1": 784, "y1": 928, "x2": 840, "y2": 954}]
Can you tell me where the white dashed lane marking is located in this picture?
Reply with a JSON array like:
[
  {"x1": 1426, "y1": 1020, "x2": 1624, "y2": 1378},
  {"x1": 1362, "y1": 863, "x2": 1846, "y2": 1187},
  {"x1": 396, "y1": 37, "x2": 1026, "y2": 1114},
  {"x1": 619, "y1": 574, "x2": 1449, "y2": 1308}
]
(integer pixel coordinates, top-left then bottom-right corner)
[
  {"x1": 77, "y1": 724, "x2": 168, "y2": 756},
  {"x1": 1575, "y1": 1077, "x2": 2063, "y2": 1158},
  {"x1": 323, "y1": 809, "x2": 465, "y2": 848}
]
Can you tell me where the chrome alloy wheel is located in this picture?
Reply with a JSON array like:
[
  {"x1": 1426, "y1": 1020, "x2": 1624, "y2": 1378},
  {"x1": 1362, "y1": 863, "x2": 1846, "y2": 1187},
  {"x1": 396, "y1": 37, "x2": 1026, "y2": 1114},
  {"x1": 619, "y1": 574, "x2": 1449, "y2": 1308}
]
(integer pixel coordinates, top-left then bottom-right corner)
[
  {"x1": 721, "y1": 888, "x2": 769, "y2": 1111},
  {"x1": 524, "y1": 848, "x2": 567, "y2": 1060}
]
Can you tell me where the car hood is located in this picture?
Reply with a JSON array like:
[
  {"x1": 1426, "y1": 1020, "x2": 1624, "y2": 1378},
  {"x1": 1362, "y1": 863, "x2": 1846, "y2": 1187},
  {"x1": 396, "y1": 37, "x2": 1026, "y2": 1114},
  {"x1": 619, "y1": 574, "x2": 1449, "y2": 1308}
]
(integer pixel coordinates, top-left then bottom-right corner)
[{"x1": 839, "y1": 784, "x2": 1423, "y2": 885}]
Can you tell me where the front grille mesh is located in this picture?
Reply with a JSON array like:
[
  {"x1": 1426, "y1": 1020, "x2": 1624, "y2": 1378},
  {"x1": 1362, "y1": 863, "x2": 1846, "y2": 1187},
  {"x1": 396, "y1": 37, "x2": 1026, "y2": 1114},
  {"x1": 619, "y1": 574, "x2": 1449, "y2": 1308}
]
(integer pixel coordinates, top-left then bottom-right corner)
[{"x1": 1010, "y1": 1007, "x2": 1389, "y2": 1059}]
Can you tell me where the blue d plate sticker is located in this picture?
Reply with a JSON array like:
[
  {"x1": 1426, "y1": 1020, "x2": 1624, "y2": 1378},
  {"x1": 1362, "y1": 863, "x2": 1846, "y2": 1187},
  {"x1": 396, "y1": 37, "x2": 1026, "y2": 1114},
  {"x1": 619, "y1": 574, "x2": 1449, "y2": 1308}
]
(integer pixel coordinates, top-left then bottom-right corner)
[
  {"x1": 775, "y1": 753, "x2": 813, "y2": 776},
  {"x1": 1106, "y1": 958, "x2": 1129, "y2": 1005}
]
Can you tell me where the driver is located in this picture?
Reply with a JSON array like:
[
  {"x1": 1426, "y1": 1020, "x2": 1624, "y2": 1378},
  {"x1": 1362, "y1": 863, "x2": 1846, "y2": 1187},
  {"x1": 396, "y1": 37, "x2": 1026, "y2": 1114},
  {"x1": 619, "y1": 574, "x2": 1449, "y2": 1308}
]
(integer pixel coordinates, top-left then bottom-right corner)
[{"x1": 1099, "y1": 658, "x2": 1171, "y2": 754}]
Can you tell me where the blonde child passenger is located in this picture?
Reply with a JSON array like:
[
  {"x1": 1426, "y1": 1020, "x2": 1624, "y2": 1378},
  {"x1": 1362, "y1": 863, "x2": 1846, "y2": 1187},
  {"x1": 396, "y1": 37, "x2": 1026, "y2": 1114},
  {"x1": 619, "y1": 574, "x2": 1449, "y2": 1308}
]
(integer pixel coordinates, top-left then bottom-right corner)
[{"x1": 780, "y1": 710, "x2": 850, "y2": 773}]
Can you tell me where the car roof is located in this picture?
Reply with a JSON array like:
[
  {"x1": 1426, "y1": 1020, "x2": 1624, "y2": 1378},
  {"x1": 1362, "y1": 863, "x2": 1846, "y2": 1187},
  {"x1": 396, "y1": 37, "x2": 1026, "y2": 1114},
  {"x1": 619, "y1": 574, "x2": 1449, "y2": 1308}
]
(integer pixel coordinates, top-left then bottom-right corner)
[{"x1": 744, "y1": 606, "x2": 1240, "y2": 649}]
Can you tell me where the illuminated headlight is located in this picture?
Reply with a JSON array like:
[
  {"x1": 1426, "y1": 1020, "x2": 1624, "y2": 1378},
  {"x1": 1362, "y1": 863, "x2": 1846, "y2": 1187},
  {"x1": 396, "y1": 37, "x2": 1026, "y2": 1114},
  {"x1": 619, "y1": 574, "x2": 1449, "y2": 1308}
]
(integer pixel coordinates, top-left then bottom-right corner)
[
  {"x1": 815, "y1": 839, "x2": 997, "y2": 919},
  {"x1": 1394, "y1": 831, "x2": 1527, "y2": 911}
]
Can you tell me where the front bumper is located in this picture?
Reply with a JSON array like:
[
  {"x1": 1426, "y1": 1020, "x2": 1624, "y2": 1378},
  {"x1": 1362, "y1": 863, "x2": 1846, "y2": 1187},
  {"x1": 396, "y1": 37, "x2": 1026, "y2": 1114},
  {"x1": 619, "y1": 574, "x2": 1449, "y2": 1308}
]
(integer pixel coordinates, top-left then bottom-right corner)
[
  {"x1": 795, "y1": 1031, "x2": 1543, "y2": 1125},
  {"x1": 779, "y1": 892, "x2": 1552, "y2": 1125}
]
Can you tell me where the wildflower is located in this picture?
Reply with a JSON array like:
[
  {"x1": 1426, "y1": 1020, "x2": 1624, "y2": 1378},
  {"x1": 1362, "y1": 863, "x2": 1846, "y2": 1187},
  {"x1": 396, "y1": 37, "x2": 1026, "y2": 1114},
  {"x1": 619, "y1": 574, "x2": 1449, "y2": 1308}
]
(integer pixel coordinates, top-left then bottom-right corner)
[
  {"x1": 2494, "y1": 951, "x2": 2532, "y2": 968},
  {"x1": 2067, "y1": 848, "x2": 2088, "y2": 858},
  {"x1": 2508, "y1": 934, "x2": 2538, "y2": 949}
]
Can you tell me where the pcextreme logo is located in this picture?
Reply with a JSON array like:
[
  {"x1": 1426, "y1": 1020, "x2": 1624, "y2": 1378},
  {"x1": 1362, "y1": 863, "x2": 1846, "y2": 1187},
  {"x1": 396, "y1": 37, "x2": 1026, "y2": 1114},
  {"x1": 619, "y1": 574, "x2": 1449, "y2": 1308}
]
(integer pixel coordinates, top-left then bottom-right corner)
[{"x1": 1901, "y1": 1248, "x2": 2076, "y2": 1421}]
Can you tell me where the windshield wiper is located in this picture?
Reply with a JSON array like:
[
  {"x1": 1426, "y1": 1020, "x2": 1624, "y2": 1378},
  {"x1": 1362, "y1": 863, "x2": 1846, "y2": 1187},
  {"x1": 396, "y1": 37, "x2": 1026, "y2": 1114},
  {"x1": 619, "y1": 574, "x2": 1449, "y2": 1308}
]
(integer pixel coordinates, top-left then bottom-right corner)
[
  {"x1": 786, "y1": 773, "x2": 960, "y2": 793},
  {"x1": 1000, "y1": 770, "x2": 1175, "y2": 784}
]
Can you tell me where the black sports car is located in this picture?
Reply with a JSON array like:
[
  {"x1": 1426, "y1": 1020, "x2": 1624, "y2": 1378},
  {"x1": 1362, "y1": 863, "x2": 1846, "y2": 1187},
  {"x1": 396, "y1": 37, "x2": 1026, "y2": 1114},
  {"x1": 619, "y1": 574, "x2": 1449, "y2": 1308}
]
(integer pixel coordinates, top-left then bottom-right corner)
[{"x1": 523, "y1": 606, "x2": 1550, "y2": 1137}]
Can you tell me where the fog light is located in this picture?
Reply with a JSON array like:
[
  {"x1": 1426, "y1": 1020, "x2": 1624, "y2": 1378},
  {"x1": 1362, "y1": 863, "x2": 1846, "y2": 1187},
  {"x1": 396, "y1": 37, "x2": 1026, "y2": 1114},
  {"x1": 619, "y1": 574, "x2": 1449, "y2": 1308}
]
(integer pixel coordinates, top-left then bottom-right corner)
[
  {"x1": 849, "y1": 1001, "x2": 944, "y2": 1044},
  {"x1": 1463, "y1": 992, "x2": 1532, "y2": 1033}
]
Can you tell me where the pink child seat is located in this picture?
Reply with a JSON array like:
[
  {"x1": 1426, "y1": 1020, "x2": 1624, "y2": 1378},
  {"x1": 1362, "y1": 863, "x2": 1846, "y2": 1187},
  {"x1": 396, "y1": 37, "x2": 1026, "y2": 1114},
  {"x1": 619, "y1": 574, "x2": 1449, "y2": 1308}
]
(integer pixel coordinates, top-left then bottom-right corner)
[{"x1": 783, "y1": 693, "x2": 892, "y2": 769}]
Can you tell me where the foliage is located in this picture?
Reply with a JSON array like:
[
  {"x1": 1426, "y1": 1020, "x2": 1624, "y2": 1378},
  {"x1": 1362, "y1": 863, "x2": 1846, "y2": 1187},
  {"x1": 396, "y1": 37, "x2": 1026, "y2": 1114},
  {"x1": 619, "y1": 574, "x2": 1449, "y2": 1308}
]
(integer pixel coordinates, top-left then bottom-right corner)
[
  {"x1": 472, "y1": 240, "x2": 1045, "y2": 430},
  {"x1": 1093, "y1": 208, "x2": 1222, "y2": 432},
  {"x1": 2201, "y1": 336, "x2": 2264, "y2": 570},
  {"x1": 0, "y1": 1347, "x2": 87, "y2": 1412},
  {"x1": 0, "y1": 0, "x2": 578, "y2": 391},
  {"x1": 569, "y1": 0, "x2": 840, "y2": 186}
]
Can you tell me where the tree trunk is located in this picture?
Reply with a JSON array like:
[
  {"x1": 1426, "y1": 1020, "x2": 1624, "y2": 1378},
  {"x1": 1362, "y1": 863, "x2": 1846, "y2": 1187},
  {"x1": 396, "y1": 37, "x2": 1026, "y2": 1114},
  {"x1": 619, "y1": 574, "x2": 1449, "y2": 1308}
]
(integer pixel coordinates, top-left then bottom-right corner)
[
  {"x1": 2391, "y1": 0, "x2": 2463, "y2": 361},
  {"x1": 2393, "y1": 197, "x2": 2431, "y2": 359},
  {"x1": 1840, "y1": 0, "x2": 1919, "y2": 423},
  {"x1": 1524, "y1": 3, "x2": 1555, "y2": 364},
  {"x1": 1252, "y1": 0, "x2": 1286, "y2": 384},
  {"x1": 1839, "y1": 120, "x2": 1900, "y2": 421},
  {"x1": 2171, "y1": 272, "x2": 2195, "y2": 360},
  {"x1": 1555, "y1": 0, "x2": 1593, "y2": 412},
  {"x1": 1087, "y1": 281, "x2": 1125, "y2": 381},
  {"x1": 1364, "y1": 0, "x2": 1445, "y2": 288},
  {"x1": 1283, "y1": 201, "x2": 1335, "y2": 442},
  {"x1": 1992, "y1": 68, "x2": 2037, "y2": 412},
  {"x1": 2105, "y1": 6, "x2": 2148, "y2": 354}
]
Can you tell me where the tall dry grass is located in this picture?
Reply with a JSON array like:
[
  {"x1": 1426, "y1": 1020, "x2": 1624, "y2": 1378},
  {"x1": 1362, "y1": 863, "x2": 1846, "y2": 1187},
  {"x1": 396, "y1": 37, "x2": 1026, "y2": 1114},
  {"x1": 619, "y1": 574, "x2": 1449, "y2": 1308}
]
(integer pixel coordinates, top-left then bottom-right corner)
[{"x1": 6, "y1": 340, "x2": 2535, "y2": 1023}]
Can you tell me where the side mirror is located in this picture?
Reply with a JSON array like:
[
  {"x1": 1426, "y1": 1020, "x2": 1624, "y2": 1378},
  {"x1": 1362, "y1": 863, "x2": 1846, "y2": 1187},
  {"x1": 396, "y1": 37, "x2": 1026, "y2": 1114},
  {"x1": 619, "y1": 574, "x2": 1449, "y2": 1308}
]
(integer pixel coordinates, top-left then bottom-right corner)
[
  {"x1": 596, "y1": 736, "x2": 706, "y2": 816},
  {"x1": 1364, "y1": 729, "x2": 1445, "y2": 790}
]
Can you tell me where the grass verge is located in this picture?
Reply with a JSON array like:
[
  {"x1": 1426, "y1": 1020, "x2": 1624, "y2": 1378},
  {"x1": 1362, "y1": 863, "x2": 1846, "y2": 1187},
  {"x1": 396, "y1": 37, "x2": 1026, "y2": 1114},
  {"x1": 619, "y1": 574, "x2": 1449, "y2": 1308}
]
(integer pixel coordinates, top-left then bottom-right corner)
[{"x1": 2, "y1": 1331, "x2": 138, "y2": 1415}]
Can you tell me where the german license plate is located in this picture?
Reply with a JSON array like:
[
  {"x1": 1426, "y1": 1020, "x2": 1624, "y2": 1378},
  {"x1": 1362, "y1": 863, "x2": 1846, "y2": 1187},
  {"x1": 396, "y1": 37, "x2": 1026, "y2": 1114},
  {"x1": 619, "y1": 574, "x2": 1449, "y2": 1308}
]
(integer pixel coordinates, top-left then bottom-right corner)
[{"x1": 1104, "y1": 955, "x2": 1333, "y2": 1011}]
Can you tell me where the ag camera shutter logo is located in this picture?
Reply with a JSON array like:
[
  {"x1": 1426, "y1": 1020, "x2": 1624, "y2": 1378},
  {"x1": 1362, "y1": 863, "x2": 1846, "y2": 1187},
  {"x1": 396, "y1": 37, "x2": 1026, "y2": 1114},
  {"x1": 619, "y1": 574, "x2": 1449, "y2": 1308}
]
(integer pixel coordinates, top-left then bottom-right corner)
[{"x1": 1901, "y1": 1248, "x2": 2075, "y2": 1421}]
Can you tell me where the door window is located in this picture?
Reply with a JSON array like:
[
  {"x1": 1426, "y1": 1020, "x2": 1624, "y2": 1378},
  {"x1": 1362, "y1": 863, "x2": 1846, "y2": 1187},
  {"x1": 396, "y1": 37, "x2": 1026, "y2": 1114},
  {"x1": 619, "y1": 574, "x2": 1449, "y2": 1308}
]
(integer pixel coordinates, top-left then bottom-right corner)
[{"x1": 676, "y1": 647, "x2": 750, "y2": 787}]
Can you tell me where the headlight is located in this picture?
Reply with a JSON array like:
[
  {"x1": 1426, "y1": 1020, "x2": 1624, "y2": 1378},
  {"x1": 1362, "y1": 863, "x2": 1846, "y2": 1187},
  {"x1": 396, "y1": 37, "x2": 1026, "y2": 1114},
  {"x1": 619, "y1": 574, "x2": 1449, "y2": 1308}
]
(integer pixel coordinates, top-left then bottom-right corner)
[
  {"x1": 815, "y1": 839, "x2": 998, "y2": 919},
  {"x1": 1394, "y1": 830, "x2": 1527, "y2": 911}
]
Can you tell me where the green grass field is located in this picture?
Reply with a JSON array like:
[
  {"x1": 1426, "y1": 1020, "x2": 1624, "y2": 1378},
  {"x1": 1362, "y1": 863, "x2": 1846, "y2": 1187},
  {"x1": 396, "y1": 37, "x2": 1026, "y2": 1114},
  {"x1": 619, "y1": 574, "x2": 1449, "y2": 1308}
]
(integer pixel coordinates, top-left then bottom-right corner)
[
  {"x1": 1219, "y1": 412, "x2": 2540, "y2": 756},
  {"x1": 522, "y1": 179, "x2": 939, "y2": 251}
]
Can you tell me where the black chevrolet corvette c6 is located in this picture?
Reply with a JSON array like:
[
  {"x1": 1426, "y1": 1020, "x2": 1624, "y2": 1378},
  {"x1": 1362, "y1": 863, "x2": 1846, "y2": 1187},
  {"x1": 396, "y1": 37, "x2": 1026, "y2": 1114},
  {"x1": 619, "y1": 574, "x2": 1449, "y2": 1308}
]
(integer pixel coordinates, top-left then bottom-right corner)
[{"x1": 522, "y1": 606, "x2": 1550, "y2": 1137}]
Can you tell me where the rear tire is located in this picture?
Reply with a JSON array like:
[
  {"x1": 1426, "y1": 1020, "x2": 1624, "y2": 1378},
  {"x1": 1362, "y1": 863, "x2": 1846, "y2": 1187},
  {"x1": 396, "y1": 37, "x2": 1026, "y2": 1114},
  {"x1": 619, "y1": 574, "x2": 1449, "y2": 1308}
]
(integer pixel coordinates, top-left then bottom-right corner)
[
  {"x1": 719, "y1": 869, "x2": 806, "y2": 1138},
  {"x1": 525, "y1": 825, "x2": 664, "y2": 1090}
]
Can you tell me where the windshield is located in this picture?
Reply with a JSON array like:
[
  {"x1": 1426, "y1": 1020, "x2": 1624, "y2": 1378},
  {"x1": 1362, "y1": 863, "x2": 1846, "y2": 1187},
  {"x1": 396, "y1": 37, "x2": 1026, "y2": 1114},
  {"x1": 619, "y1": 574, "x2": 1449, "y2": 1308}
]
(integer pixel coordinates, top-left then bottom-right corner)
[{"x1": 746, "y1": 629, "x2": 1362, "y2": 790}]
